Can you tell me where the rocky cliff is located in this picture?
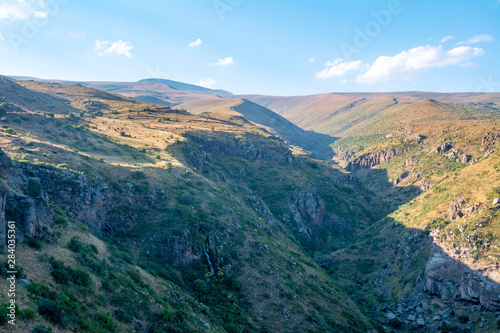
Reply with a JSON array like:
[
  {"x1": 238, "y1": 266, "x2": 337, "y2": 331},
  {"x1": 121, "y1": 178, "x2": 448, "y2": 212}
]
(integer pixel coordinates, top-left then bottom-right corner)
[
  {"x1": 0, "y1": 148, "x2": 134, "y2": 246},
  {"x1": 418, "y1": 243, "x2": 500, "y2": 311},
  {"x1": 346, "y1": 148, "x2": 401, "y2": 171}
]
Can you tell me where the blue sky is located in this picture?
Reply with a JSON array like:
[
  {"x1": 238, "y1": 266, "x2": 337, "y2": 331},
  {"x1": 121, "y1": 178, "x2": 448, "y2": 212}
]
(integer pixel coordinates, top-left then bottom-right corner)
[{"x1": 0, "y1": 0, "x2": 499, "y2": 95}]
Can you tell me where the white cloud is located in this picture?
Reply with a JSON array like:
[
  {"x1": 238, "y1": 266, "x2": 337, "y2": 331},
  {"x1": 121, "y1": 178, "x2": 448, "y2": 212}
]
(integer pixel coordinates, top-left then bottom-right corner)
[
  {"x1": 94, "y1": 39, "x2": 134, "y2": 58},
  {"x1": 212, "y1": 56, "x2": 234, "y2": 68},
  {"x1": 439, "y1": 35, "x2": 454, "y2": 43},
  {"x1": 0, "y1": 33, "x2": 4, "y2": 42},
  {"x1": 315, "y1": 58, "x2": 362, "y2": 79},
  {"x1": 188, "y1": 38, "x2": 202, "y2": 47},
  {"x1": 356, "y1": 45, "x2": 485, "y2": 84},
  {"x1": 196, "y1": 78, "x2": 216, "y2": 88},
  {"x1": 456, "y1": 34, "x2": 494, "y2": 45},
  {"x1": 0, "y1": 0, "x2": 48, "y2": 21},
  {"x1": 308, "y1": 57, "x2": 315, "y2": 63},
  {"x1": 47, "y1": 30, "x2": 86, "y2": 40}
]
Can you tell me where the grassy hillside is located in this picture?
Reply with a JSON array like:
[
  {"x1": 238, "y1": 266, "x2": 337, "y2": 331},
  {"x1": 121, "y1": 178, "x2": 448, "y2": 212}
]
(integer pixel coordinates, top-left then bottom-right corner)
[{"x1": 0, "y1": 77, "x2": 387, "y2": 332}]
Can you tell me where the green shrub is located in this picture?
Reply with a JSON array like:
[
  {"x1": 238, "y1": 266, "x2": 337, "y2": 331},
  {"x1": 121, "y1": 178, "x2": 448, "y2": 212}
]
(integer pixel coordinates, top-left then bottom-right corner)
[
  {"x1": 26, "y1": 238, "x2": 42, "y2": 250},
  {"x1": 32, "y1": 325, "x2": 53, "y2": 333},
  {"x1": 27, "y1": 179, "x2": 42, "y2": 197},
  {"x1": 101, "y1": 279, "x2": 117, "y2": 293},
  {"x1": 70, "y1": 268, "x2": 92, "y2": 287},
  {"x1": 458, "y1": 315, "x2": 469, "y2": 324},
  {"x1": 131, "y1": 170, "x2": 146, "y2": 180},
  {"x1": 114, "y1": 308, "x2": 133, "y2": 323},
  {"x1": 51, "y1": 269, "x2": 70, "y2": 285},
  {"x1": 0, "y1": 303, "x2": 9, "y2": 325},
  {"x1": 94, "y1": 312, "x2": 117, "y2": 332},
  {"x1": 193, "y1": 279, "x2": 210, "y2": 294},
  {"x1": 20, "y1": 308, "x2": 36, "y2": 320},
  {"x1": 37, "y1": 298, "x2": 63, "y2": 325},
  {"x1": 54, "y1": 216, "x2": 67, "y2": 225},
  {"x1": 27, "y1": 283, "x2": 56, "y2": 300}
]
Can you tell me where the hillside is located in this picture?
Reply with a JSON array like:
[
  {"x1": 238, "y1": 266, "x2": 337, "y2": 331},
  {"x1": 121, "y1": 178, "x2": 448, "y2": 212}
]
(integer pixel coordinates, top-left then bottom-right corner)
[
  {"x1": 237, "y1": 92, "x2": 500, "y2": 138},
  {"x1": 320, "y1": 97, "x2": 500, "y2": 332},
  {"x1": 0, "y1": 77, "x2": 387, "y2": 332},
  {"x1": 1, "y1": 76, "x2": 500, "y2": 332},
  {"x1": 177, "y1": 98, "x2": 336, "y2": 159}
]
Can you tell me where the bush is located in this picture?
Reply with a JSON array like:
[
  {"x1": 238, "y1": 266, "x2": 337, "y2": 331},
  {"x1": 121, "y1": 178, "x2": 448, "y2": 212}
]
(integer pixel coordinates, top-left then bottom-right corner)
[
  {"x1": 27, "y1": 238, "x2": 43, "y2": 250},
  {"x1": 20, "y1": 308, "x2": 36, "y2": 320},
  {"x1": 130, "y1": 170, "x2": 146, "y2": 180},
  {"x1": 51, "y1": 269, "x2": 70, "y2": 285},
  {"x1": 32, "y1": 325, "x2": 53, "y2": 333},
  {"x1": 67, "y1": 237, "x2": 84, "y2": 253},
  {"x1": 94, "y1": 312, "x2": 117, "y2": 332},
  {"x1": 70, "y1": 268, "x2": 92, "y2": 287},
  {"x1": 55, "y1": 216, "x2": 67, "y2": 225},
  {"x1": 0, "y1": 303, "x2": 9, "y2": 325},
  {"x1": 37, "y1": 298, "x2": 63, "y2": 325},
  {"x1": 458, "y1": 315, "x2": 469, "y2": 324},
  {"x1": 114, "y1": 308, "x2": 133, "y2": 323},
  {"x1": 27, "y1": 179, "x2": 42, "y2": 197},
  {"x1": 27, "y1": 283, "x2": 56, "y2": 300},
  {"x1": 193, "y1": 279, "x2": 210, "y2": 294}
]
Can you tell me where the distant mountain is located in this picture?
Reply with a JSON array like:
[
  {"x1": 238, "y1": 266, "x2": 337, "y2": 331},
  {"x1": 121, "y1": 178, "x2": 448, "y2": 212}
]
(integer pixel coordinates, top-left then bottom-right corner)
[
  {"x1": 139, "y1": 78, "x2": 232, "y2": 97},
  {"x1": 10, "y1": 76, "x2": 231, "y2": 107},
  {"x1": 236, "y1": 92, "x2": 500, "y2": 136}
]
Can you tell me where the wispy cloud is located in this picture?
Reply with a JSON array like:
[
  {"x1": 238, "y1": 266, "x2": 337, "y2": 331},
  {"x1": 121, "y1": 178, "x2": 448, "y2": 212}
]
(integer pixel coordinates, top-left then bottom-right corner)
[
  {"x1": 0, "y1": 33, "x2": 4, "y2": 42},
  {"x1": 211, "y1": 56, "x2": 234, "y2": 68},
  {"x1": 94, "y1": 39, "x2": 134, "y2": 58},
  {"x1": 47, "y1": 30, "x2": 86, "y2": 40},
  {"x1": 315, "y1": 58, "x2": 362, "y2": 79},
  {"x1": 439, "y1": 35, "x2": 454, "y2": 43},
  {"x1": 308, "y1": 57, "x2": 315, "y2": 63},
  {"x1": 188, "y1": 38, "x2": 202, "y2": 47},
  {"x1": 356, "y1": 45, "x2": 485, "y2": 84},
  {"x1": 196, "y1": 78, "x2": 216, "y2": 88},
  {"x1": 456, "y1": 34, "x2": 494, "y2": 45},
  {"x1": 0, "y1": 0, "x2": 48, "y2": 21}
]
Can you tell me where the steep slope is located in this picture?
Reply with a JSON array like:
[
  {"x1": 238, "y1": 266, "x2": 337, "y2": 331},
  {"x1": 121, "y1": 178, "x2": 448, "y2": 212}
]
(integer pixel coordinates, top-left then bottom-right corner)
[
  {"x1": 177, "y1": 98, "x2": 337, "y2": 159},
  {"x1": 321, "y1": 98, "x2": 500, "y2": 331},
  {"x1": 0, "y1": 77, "x2": 386, "y2": 332}
]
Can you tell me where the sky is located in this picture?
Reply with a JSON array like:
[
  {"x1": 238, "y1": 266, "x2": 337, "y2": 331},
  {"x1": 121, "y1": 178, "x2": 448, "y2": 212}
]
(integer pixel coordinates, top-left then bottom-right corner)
[{"x1": 0, "y1": 0, "x2": 499, "y2": 95}]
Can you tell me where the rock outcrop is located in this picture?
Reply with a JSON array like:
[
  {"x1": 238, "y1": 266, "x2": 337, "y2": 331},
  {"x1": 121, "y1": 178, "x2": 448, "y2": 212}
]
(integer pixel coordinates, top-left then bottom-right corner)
[
  {"x1": 418, "y1": 244, "x2": 500, "y2": 311},
  {"x1": 480, "y1": 133, "x2": 498, "y2": 151},
  {"x1": 0, "y1": 148, "x2": 136, "y2": 246},
  {"x1": 447, "y1": 199, "x2": 484, "y2": 221},
  {"x1": 346, "y1": 149, "x2": 400, "y2": 171},
  {"x1": 185, "y1": 133, "x2": 294, "y2": 166}
]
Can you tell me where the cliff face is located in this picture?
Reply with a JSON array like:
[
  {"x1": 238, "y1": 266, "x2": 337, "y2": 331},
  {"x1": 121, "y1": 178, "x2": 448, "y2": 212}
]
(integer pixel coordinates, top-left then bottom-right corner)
[
  {"x1": 419, "y1": 244, "x2": 500, "y2": 311},
  {"x1": 346, "y1": 149, "x2": 400, "y2": 171},
  {"x1": 184, "y1": 133, "x2": 294, "y2": 166},
  {"x1": 0, "y1": 148, "x2": 134, "y2": 246}
]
